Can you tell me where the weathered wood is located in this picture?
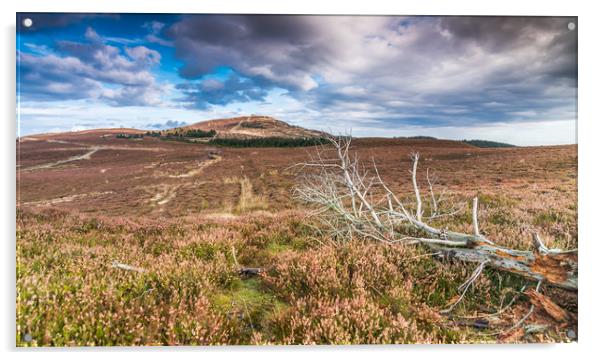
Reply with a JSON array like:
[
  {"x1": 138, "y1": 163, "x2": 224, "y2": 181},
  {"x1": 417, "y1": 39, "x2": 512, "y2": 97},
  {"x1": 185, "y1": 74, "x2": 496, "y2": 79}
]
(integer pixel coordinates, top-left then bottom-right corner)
[
  {"x1": 431, "y1": 242, "x2": 577, "y2": 291},
  {"x1": 413, "y1": 219, "x2": 577, "y2": 290},
  {"x1": 525, "y1": 288, "x2": 570, "y2": 322}
]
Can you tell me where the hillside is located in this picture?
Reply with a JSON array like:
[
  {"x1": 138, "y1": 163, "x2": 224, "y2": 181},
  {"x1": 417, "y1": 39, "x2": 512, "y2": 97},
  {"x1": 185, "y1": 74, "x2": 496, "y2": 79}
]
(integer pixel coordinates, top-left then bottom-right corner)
[{"x1": 179, "y1": 115, "x2": 329, "y2": 139}]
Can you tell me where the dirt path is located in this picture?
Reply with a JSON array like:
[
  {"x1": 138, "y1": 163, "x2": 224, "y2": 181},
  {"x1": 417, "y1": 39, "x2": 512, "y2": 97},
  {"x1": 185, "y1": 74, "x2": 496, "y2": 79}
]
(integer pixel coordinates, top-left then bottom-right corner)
[
  {"x1": 168, "y1": 155, "x2": 222, "y2": 178},
  {"x1": 150, "y1": 154, "x2": 223, "y2": 210},
  {"x1": 148, "y1": 184, "x2": 181, "y2": 209},
  {"x1": 20, "y1": 191, "x2": 115, "y2": 206},
  {"x1": 23, "y1": 147, "x2": 100, "y2": 171},
  {"x1": 20, "y1": 140, "x2": 168, "y2": 171},
  {"x1": 230, "y1": 116, "x2": 251, "y2": 132}
]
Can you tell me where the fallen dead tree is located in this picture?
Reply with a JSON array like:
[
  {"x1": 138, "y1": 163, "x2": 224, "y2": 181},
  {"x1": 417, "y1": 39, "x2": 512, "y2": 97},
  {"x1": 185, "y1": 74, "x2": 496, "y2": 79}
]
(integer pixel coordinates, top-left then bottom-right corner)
[{"x1": 293, "y1": 137, "x2": 577, "y2": 292}]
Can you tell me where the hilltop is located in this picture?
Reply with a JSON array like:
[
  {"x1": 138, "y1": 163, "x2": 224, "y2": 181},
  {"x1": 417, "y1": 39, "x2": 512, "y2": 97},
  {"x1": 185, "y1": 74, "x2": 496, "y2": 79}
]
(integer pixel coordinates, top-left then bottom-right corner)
[{"x1": 179, "y1": 115, "x2": 329, "y2": 139}]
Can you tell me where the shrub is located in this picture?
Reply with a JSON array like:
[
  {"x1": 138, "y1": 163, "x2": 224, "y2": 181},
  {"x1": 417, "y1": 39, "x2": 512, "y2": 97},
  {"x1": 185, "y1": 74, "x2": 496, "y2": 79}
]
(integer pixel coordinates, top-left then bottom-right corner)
[
  {"x1": 462, "y1": 139, "x2": 515, "y2": 148},
  {"x1": 184, "y1": 129, "x2": 216, "y2": 138},
  {"x1": 116, "y1": 133, "x2": 143, "y2": 139},
  {"x1": 209, "y1": 137, "x2": 329, "y2": 148}
]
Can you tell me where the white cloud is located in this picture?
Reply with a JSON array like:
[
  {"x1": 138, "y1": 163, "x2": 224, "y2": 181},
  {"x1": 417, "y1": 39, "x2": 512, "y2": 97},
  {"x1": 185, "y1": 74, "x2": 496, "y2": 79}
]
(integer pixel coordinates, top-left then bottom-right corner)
[{"x1": 19, "y1": 27, "x2": 168, "y2": 106}]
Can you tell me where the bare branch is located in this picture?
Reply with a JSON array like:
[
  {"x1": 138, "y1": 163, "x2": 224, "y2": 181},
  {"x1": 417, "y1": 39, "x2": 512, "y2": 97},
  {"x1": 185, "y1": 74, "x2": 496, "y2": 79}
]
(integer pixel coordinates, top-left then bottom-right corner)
[
  {"x1": 411, "y1": 152, "x2": 423, "y2": 222},
  {"x1": 472, "y1": 197, "x2": 480, "y2": 236},
  {"x1": 441, "y1": 260, "x2": 489, "y2": 314}
]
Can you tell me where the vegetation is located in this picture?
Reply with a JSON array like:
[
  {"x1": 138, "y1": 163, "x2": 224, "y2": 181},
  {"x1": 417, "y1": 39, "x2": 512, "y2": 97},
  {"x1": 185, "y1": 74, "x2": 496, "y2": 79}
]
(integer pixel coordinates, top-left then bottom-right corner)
[
  {"x1": 18, "y1": 208, "x2": 567, "y2": 346},
  {"x1": 144, "y1": 129, "x2": 216, "y2": 141},
  {"x1": 183, "y1": 129, "x2": 217, "y2": 138},
  {"x1": 116, "y1": 133, "x2": 143, "y2": 139},
  {"x1": 16, "y1": 130, "x2": 577, "y2": 346},
  {"x1": 395, "y1": 135, "x2": 438, "y2": 140},
  {"x1": 241, "y1": 122, "x2": 266, "y2": 129},
  {"x1": 209, "y1": 137, "x2": 330, "y2": 148},
  {"x1": 463, "y1": 139, "x2": 516, "y2": 148}
]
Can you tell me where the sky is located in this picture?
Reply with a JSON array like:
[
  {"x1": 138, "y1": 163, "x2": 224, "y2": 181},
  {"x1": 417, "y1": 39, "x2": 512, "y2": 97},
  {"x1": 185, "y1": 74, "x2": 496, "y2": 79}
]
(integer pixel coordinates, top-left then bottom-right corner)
[{"x1": 16, "y1": 14, "x2": 577, "y2": 145}]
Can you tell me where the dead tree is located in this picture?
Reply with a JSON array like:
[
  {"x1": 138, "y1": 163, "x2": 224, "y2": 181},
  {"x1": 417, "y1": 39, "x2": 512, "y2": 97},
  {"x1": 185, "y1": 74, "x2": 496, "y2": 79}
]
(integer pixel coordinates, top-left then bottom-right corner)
[{"x1": 293, "y1": 137, "x2": 577, "y2": 292}]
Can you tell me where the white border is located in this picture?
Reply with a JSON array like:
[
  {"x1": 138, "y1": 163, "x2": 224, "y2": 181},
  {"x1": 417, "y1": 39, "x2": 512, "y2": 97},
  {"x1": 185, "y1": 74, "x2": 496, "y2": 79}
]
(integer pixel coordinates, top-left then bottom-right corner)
[{"x1": 2, "y1": 1, "x2": 600, "y2": 359}]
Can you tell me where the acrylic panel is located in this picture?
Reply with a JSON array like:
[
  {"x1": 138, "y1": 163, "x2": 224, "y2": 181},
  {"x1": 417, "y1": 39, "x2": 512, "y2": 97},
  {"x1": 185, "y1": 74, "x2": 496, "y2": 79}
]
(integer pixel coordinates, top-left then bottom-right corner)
[{"x1": 16, "y1": 13, "x2": 578, "y2": 346}]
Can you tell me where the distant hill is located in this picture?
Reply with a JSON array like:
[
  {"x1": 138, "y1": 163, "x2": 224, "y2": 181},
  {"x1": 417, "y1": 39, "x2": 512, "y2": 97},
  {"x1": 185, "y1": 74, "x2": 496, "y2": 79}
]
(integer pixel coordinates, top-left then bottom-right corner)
[
  {"x1": 178, "y1": 115, "x2": 329, "y2": 139},
  {"x1": 20, "y1": 117, "x2": 516, "y2": 150},
  {"x1": 462, "y1": 139, "x2": 516, "y2": 148},
  {"x1": 392, "y1": 135, "x2": 515, "y2": 148}
]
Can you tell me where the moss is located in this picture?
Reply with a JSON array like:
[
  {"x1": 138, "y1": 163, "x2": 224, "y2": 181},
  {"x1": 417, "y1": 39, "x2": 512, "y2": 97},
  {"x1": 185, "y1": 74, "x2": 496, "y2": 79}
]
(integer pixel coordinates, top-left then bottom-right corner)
[
  {"x1": 266, "y1": 242, "x2": 292, "y2": 255},
  {"x1": 211, "y1": 277, "x2": 287, "y2": 334}
]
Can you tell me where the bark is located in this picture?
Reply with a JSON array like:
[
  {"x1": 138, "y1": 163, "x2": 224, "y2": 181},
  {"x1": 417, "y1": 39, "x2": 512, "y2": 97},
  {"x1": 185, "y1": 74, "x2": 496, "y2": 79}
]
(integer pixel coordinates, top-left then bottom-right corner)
[
  {"x1": 525, "y1": 288, "x2": 570, "y2": 322},
  {"x1": 432, "y1": 241, "x2": 577, "y2": 291}
]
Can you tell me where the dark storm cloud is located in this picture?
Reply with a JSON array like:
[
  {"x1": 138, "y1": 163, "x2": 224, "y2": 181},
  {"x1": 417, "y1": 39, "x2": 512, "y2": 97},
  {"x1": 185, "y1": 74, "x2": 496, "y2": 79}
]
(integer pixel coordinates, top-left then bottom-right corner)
[
  {"x1": 166, "y1": 15, "x2": 329, "y2": 90},
  {"x1": 438, "y1": 17, "x2": 577, "y2": 82},
  {"x1": 176, "y1": 73, "x2": 269, "y2": 110},
  {"x1": 166, "y1": 15, "x2": 577, "y2": 127}
]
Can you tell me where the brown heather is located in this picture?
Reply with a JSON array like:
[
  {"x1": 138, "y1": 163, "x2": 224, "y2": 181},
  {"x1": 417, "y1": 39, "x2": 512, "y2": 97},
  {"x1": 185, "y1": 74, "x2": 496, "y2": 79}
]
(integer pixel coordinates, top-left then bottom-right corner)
[{"x1": 17, "y1": 132, "x2": 577, "y2": 345}]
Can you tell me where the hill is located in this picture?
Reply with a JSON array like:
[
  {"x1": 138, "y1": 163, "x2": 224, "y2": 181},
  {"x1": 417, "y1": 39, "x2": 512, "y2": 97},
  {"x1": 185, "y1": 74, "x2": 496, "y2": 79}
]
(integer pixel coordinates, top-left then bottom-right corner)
[{"x1": 179, "y1": 115, "x2": 329, "y2": 139}]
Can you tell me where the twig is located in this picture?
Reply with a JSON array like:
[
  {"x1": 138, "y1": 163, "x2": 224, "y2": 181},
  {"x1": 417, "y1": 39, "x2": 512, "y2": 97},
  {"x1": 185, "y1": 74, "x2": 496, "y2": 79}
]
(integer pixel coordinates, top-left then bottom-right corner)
[
  {"x1": 441, "y1": 260, "x2": 489, "y2": 314},
  {"x1": 480, "y1": 280, "x2": 542, "y2": 337},
  {"x1": 456, "y1": 285, "x2": 526, "y2": 319},
  {"x1": 231, "y1": 246, "x2": 240, "y2": 268}
]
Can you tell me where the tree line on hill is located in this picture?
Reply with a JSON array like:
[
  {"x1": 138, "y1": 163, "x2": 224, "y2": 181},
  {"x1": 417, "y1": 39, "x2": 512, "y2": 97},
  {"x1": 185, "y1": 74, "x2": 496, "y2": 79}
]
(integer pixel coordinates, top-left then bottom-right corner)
[
  {"x1": 115, "y1": 133, "x2": 144, "y2": 139},
  {"x1": 394, "y1": 135, "x2": 515, "y2": 148},
  {"x1": 117, "y1": 130, "x2": 515, "y2": 149},
  {"x1": 462, "y1": 139, "x2": 515, "y2": 148},
  {"x1": 209, "y1": 137, "x2": 330, "y2": 148},
  {"x1": 119, "y1": 129, "x2": 327, "y2": 147},
  {"x1": 145, "y1": 129, "x2": 217, "y2": 139}
]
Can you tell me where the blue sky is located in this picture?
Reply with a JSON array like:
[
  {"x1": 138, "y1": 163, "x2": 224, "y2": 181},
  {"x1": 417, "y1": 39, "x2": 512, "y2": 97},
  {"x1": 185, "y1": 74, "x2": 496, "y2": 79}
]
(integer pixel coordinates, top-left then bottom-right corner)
[{"x1": 16, "y1": 14, "x2": 577, "y2": 145}]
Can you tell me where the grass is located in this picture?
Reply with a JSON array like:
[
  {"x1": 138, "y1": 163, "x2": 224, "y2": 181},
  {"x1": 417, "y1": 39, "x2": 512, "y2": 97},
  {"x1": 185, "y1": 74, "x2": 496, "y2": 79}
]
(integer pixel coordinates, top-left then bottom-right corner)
[{"x1": 233, "y1": 176, "x2": 268, "y2": 214}]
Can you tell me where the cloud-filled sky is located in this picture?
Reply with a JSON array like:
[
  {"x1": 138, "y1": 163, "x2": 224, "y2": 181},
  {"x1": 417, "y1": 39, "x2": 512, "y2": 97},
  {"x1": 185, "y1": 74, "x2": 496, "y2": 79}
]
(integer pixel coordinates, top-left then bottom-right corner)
[{"x1": 16, "y1": 13, "x2": 577, "y2": 145}]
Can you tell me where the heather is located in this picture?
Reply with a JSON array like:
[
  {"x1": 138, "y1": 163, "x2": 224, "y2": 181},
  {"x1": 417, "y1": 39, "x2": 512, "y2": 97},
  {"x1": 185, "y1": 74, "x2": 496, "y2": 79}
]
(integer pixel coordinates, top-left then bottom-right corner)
[
  {"x1": 17, "y1": 204, "x2": 576, "y2": 345},
  {"x1": 17, "y1": 133, "x2": 577, "y2": 346}
]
